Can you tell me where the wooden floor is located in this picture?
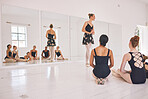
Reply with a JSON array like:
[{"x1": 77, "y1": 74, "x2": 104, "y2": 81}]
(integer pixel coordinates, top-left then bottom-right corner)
[{"x1": 0, "y1": 61, "x2": 148, "y2": 99}]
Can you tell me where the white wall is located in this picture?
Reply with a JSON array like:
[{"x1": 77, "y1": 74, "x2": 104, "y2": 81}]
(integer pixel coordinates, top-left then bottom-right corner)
[{"x1": 0, "y1": 0, "x2": 147, "y2": 55}]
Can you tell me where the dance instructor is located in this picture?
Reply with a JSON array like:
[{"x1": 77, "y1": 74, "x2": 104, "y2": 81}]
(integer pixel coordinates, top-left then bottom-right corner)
[{"x1": 82, "y1": 13, "x2": 95, "y2": 66}]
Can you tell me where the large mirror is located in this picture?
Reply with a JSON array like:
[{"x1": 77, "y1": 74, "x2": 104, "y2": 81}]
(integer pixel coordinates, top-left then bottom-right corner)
[
  {"x1": 41, "y1": 11, "x2": 69, "y2": 63},
  {"x1": 1, "y1": 4, "x2": 122, "y2": 67},
  {"x1": 1, "y1": 5, "x2": 40, "y2": 66}
]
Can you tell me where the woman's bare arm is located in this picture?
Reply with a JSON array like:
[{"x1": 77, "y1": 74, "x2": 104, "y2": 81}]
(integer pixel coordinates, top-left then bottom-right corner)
[
  {"x1": 109, "y1": 50, "x2": 114, "y2": 68},
  {"x1": 92, "y1": 25, "x2": 95, "y2": 35},
  {"x1": 82, "y1": 22, "x2": 91, "y2": 34},
  {"x1": 120, "y1": 53, "x2": 131, "y2": 73},
  {"x1": 90, "y1": 50, "x2": 95, "y2": 68},
  {"x1": 41, "y1": 51, "x2": 44, "y2": 58},
  {"x1": 46, "y1": 30, "x2": 49, "y2": 39},
  {"x1": 60, "y1": 50, "x2": 64, "y2": 58},
  {"x1": 54, "y1": 31, "x2": 56, "y2": 39},
  {"x1": 30, "y1": 50, "x2": 33, "y2": 57},
  {"x1": 35, "y1": 50, "x2": 38, "y2": 58}
]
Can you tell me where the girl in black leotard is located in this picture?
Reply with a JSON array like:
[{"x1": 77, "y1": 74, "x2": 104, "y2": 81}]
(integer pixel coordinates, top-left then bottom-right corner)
[
  {"x1": 90, "y1": 35, "x2": 114, "y2": 85},
  {"x1": 20, "y1": 52, "x2": 31, "y2": 61},
  {"x1": 42, "y1": 46, "x2": 50, "y2": 59},
  {"x1": 82, "y1": 13, "x2": 95, "y2": 66},
  {"x1": 55, "y1": 46, "x2": 68, "y2": 60},
  {"x1": 46, "y1": 24, "x2": 56, "y2": 62},
  {"x1": 30, "y1": 45, "x2": 39, "y2": 60},
  {"x1": 113, "y1": 36, "x2": 146, "y2": 84},
  {"x1": 4, "y1": 44, "x2": 16, "y2": 63},
  {"x1": 12, "y1": 46, "x2": 19, "y2": 59},
  {"x1": 11, "y1": 46, "x2": 28, "y2": 62}
]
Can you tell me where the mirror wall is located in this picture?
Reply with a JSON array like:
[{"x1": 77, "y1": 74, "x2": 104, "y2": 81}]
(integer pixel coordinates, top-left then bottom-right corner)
[
  {"x1": 41, "y1": 11, "x2": 70, "y2": 63},
  {"x1": 1, "y1": 4, "x2": 122, "y2": 67},
  {"x1": 2, "y1": 5, "x2": 40, "y2": 66}
]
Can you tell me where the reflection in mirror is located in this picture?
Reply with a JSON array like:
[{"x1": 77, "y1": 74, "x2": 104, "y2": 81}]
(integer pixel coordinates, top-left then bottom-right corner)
[
  {"x1": 41, "y1": 11, "x2": 69, "y2": 63},
  {"x1": 2, "y1": 5, "x2": 40, "y2": 66}
]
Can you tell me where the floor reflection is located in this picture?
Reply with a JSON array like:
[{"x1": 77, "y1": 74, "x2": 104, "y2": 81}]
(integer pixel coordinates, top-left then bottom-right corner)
[{"x1": 11, "y1": 69, "x2": 26, "y2": 87}]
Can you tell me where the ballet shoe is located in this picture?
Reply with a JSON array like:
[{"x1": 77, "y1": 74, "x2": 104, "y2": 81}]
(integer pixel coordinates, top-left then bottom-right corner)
[{"x1": 97, "y1": 78, "x2": 105, "y2": 85}]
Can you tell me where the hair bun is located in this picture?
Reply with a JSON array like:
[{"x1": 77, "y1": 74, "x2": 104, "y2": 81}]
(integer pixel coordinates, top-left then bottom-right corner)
[
  {"x1": 88, "y1": 13, "x2": 94, "y2": 19},
  {"x1": 133, "y1": 36, "x2": 139, "y2": 42},
  {"x1": 130, "y1": 36, "x2": 140, "y2": 48}
]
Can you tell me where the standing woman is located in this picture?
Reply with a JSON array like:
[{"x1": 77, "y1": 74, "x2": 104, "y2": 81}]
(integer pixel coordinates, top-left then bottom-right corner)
[
  {"x1": 82, "y1": 13, "x2": 95, "y2": 66},
  {"x1": 46, "y1": 24, "x2": 56, "y2": 61}
]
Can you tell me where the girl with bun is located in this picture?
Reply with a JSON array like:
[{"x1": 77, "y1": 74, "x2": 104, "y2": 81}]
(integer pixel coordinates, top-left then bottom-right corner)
[
  {"x1": 112, "y1": 36, "x2": 146, "y2": 84},
  {"x1": 90, "y1": 34, "x2": 114, "y2": 85},
  {"x1": 46, "y1": 24, "x2": 56, "y2": 62},
  {"x1": 82, "y1": 13, "x2": 95, "y2": 66}
]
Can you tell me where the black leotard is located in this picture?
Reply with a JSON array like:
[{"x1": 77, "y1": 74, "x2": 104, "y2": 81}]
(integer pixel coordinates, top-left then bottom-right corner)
[
  {"x1": 5, "y1": 51, "x2": 12, "y2": 59},
  {"x1": 82, "y1": 23, "x2": 94, "y2": 45},
  {"x1": 47, "y1": 33, "x2": 56, "y2": 46},
  {"x1": 55, "y1": 50, "x2": 61, "y2": 57},
  {"x1": 93, "y1": 49, "x2": 111, "y2": 78},
  {"x1": 12, "y1": 51, "x2": 17, "y2": 58},
  {"x1": 31, "y1": 51, "x2": 36, "y2": 57},
  {"x1": 43, "y1": 50, "x2": 49, "y2": 58},
  {"x1": 128, "y1": 52, "x2": 146, "y2": 84}
]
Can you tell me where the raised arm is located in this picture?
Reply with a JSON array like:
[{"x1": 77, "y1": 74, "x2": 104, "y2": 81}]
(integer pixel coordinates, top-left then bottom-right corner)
[
  {"x1": 82, "y1": 22, "x2": 91, "y2": 34},
  {"x1": 109, "y1": 50, "x2": 114, "y2": 68},
  {"x1": 90, "y1": 50, "x2": 95, "y2": 68}
]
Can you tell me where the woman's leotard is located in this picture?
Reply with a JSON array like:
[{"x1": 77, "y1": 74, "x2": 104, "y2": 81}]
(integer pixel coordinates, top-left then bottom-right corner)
[
  {"x1": 128, "y1": 52, "x2": 146, "y2": 84},
  {"x1": 5, "y1": 51, "x2": 12, "y2": 59},
  {"x1": 82, "y1": 23, "x2": 94, "y2": 45},
  {"x1": 55, "y1": 50, "x2": 61, "y2": 57},
  {"x1": 93, "y1": 49, "x2": 111, "y2": 78},
  {"x1": 31, "y1": 51, "x2": 36, "y2": 58},
  {"x1": 12, "y1": 51, "x2": 17, "y2": 58},
  {"x1": 43, "y1": 50, "x2": 49, "y2": 58},
  {"x1": 47, "y1": 33, "x2": 56, "y2": 46}
]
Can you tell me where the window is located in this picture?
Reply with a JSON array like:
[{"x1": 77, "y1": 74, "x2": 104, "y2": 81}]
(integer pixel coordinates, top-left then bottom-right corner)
[
  {"x1": 11, "y1": 25, "x2": 27, "y2": 48},
  {"x1": 136, "y1": 25, "x2": 148, "y2": 55}
]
